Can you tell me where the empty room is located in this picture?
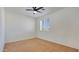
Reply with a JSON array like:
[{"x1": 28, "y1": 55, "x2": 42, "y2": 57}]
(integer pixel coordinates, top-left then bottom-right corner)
[{"x1": 0, "y1": 7, "x2": 79, "y2": 52}]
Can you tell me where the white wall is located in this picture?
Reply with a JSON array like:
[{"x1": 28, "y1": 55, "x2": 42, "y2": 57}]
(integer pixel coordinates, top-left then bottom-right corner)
[
  {"x1": 0, "y1": 8, "x2": 5, "y2": 51},
  {"x1": 5, "y1": 10, "x2": 35, "y2": 43},
  {"x1": 36, "y1": 8, "x2": 79, "y2": 49}
]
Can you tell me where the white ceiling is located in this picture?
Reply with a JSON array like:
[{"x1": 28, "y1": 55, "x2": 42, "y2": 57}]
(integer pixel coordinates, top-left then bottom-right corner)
[{"x1": 5, "y1": 7, "x2": 64, "y2": 18}]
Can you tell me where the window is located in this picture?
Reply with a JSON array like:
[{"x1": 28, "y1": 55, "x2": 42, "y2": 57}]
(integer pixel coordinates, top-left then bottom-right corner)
[
  {"x1": 40, "y1": 20, "x2": 43, "y2": 31},
  {"x1": 40, "y1": 18, "x2": 50, "y2": 31}
]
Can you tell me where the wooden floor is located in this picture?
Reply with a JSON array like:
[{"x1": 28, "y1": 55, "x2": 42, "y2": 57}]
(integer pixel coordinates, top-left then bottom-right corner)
[{"x1": 4, "y1": 38, "x2": 78, "y2": 52}]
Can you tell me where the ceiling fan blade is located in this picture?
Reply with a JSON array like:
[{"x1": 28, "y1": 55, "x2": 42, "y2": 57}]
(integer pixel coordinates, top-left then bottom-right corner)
[
  {"x1": 36, "y1": 7, "x2": 43, "y2": 10},
  {"x1": 26, "y1": 9, "x2": 33, "y2": 11},
  {"x1": 42, "y1": 8, "x2": 45, "y2": 10}
]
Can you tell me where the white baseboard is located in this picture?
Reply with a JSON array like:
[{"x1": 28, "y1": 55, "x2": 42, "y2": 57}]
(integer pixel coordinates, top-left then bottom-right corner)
[{"x1": 5, "y1": 36, "x2": 35, "y2": 43}]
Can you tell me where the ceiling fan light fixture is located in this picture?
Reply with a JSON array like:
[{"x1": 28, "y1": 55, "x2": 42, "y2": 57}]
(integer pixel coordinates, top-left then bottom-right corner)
[{"x1": 33, "y1": 11, "x2": 37, "y2": 14}]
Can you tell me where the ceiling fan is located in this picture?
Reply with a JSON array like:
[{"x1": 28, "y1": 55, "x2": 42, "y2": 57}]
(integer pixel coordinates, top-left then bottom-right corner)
[{"x1": 26, "y1": 7, "x2": 45, "y2": 14}]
